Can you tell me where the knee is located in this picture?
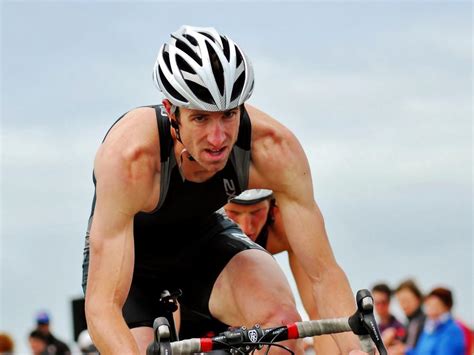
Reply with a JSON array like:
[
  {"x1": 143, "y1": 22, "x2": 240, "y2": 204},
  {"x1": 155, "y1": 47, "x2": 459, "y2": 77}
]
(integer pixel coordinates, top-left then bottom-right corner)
[{"x1": 258, "y1": 303, "x2": 302, "y2": 328}]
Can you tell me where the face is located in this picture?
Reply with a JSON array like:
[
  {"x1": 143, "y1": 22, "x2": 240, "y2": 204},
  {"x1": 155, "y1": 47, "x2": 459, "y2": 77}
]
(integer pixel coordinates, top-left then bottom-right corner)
[
  {"x1": 167, "y1": 102, "x2": 241, "y2": 173},
  {"x1": 37, "y1": 324, "x2": 49, "y2": 334},
  {"x1": 29, "y1": 337, "x2": 47, "y2": 355},
  {"x1": 424, "y1": 296, "x2": 449, "y2": 320},
  {"x1": 224, "y1": 200, "x2": 271, "y2": 240},
  {"x1": 373, "y1": 291, "x2": 391, "y2": 319},
  {"x1": 396, "y1": 288, "x2": 421, "y2": 317}
]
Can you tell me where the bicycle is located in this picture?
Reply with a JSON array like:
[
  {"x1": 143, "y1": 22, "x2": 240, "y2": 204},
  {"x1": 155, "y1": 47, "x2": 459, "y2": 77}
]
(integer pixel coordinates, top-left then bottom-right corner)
[{"x1": 146, "y1": 289, "x2": 388, "y2": 355}]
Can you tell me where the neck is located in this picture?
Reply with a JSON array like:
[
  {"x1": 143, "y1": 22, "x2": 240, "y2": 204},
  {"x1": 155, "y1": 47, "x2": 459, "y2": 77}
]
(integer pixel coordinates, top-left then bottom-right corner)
[{"x1": 173, "y1": 141, "x2": 215, "y2": 183}]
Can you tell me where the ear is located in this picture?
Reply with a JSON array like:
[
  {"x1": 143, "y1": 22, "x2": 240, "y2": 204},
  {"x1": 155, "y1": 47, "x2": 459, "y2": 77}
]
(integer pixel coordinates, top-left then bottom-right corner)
[{"x1": 162, "y1": 99, "x2": 174, "y2": 118}]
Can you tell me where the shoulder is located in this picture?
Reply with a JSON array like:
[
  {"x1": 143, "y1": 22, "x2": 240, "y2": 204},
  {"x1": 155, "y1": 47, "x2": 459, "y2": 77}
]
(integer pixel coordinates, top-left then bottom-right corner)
[
  {"x1": 446, "y1": 319, "x2": 465, "y2": 337},
  {"x1": 245, "y1": 104, "x2": 311, "y2": 194},
  {"x1": 246, "y1": 104, "x2": 297, "y2": 149},
  {"x1": 93, "y1": 107, "x2": 161, "y2": 210},
  {"x1": 95, "y1": 107, "x2": 160, "y2": 176}
]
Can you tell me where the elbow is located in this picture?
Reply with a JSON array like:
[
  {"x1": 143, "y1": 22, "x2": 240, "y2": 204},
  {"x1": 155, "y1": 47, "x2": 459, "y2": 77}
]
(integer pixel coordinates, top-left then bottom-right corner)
[
  {"x1": 85, "y1": 293, "x2": 117, "y2": 329},
  {"x1": 85, "y1": 296, "x2": 103, "y2": 329}
]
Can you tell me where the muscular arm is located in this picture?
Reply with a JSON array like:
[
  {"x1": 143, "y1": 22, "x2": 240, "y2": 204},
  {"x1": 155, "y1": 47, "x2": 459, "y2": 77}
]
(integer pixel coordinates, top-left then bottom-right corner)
[
  {"x1": 249, "y1": 107, "x2": 362, "y2": 352},
  {"x1": 85, "y1": 109, "x2": 159, "y2": 354},
  {"x1": 288, "y1": 252, "x2": 341, "y2": 354}
]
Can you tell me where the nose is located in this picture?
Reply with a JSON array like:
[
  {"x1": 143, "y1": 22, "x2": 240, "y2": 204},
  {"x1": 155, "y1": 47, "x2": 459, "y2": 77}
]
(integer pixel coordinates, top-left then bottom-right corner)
[
  {"x1": 207, "y1": 119, "x2": 226, "y2": 147},
  {"x1": 239, "y1": 215, "x2": 255, "y2": 239}
]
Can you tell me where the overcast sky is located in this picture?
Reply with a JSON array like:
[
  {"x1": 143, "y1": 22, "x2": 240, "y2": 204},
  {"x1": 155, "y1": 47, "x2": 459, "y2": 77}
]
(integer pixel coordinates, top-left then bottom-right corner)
[{"x1": 1, "y1": 1, "x2": 472, "y2": 353}]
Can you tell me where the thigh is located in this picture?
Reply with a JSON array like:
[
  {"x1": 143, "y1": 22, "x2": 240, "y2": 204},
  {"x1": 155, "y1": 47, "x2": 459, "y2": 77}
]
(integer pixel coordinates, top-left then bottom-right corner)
[
  {"x1": 209, "y1": 249, "x2": 301, "y2": 327},
  {"x1": 178, "y1": 213, "x2": 268, "y2": 318}
]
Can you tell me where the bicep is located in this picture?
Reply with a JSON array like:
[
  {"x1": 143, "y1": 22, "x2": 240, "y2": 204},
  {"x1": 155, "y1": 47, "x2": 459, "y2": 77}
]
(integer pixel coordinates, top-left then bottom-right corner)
[
  {"x1": 254, "y1": 129, "x2": 337, "y2": 280},
  {"x1": 86, "y1": 146, "x2": 154, "y2": 308}
]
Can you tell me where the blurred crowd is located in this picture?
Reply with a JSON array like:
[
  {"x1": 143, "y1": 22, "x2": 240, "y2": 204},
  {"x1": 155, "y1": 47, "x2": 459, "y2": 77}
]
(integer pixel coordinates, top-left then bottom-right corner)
[
  {"x1": 370, "y1": 280, "x2": 472, "y2": 355},
  {"x1": 0, "y1": 311, "x2": 96, "y2": 355}
]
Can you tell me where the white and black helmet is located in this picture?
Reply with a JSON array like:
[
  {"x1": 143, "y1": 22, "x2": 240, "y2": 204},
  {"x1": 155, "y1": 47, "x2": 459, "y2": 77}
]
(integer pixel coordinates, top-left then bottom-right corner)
[
  {"x1": 153, "y1": 25, "x2": 255, "y2": 111},
  {"x1": 231, "y1": 189, "x2": 274, "y2": 205}
]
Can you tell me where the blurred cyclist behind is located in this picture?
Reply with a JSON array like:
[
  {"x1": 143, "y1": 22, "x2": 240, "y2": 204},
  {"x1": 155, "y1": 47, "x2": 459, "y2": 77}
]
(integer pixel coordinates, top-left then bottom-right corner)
[{"x1": 226, "y1": 189, "x2": 342, "y2": 354}]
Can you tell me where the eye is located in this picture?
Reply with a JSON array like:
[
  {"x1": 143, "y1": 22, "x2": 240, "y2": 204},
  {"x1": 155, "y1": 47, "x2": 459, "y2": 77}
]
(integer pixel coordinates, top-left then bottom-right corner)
[
  {"x1": 223, "y1": 110, "x2": 238, "y2": 119},
  {"x1": 193, "y1": 115, "x2": 207, "y2": 122}
]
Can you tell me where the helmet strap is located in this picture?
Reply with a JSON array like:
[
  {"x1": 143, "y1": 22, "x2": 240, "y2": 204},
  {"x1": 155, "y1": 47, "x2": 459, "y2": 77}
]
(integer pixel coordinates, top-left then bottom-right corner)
[{"x1": 170, "y1": 119, "x2": 182, "y2": 143}]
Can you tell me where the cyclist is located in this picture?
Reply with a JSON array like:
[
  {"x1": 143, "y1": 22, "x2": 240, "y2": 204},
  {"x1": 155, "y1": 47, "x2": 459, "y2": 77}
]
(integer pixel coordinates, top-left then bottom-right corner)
[
  {"x1": 82, "y1": 25, "x2": 368, "y2": 355},
  {"x1": 180, "y1": 189, "x2": 340, "y2": 354}
]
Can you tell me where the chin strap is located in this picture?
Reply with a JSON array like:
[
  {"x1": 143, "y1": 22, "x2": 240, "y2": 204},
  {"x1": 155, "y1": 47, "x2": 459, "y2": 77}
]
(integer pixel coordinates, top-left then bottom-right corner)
[{"x1": 170, "y1": 119, "x2": 182, "y2": 142}]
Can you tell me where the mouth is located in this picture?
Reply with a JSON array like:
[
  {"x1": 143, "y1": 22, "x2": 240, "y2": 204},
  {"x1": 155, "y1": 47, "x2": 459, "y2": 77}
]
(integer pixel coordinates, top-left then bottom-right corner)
[{"x1": 204, "y1": 147, "x2": 227, "y2": 160}]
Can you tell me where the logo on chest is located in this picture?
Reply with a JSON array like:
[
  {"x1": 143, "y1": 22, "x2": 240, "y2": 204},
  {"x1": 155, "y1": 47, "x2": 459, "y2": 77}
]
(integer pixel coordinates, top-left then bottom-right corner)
[{"x1": 223, "y1": 178, "x2": 237, "y2": 200}]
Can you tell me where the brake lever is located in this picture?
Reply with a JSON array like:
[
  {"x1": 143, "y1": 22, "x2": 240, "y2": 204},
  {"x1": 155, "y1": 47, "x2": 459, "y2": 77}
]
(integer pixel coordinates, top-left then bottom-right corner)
[
  {"x1": 146, "y1": 317, "x2": 172, "y2": 355},
  {"x1": 349, "y1": 289, "x2": 388, "y2": 355}
]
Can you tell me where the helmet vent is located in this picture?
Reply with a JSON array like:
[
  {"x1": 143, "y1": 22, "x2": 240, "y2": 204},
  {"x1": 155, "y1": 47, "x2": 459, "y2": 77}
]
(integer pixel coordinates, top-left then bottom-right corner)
[
  {"x1": 176, "y1": 40, "x2": 202, "y2": 66},
  {"x1": 206, "y1": 42, "x2": 225, "y2": 96},
  {"x1": 185, "y1": 80, "x2": 216, "y2": 105},
  {"x1": 176, "y1": 55, "x2": 196, "y2": 74},
  {"x1": 183, "y1": 34, "x2": 198, "y2": 46},
  {"x1": 231, "y1": 72, "x2": 245, "y2": 101},
  {"x1": 199, "y1": 31, "x2": 216, "y2": 43},
  {"x1": 235, "y1": 46, "x2": 243, "y2": 68},
  {"x1": 158, "y1": 67, "x2": 187, "y2": 103},
  {"x1": 221, "y1": 36, "x2": 231, "y2": 61},
  {"x1": 163, "y1": 50, "x2": 172, "y2": 70}
]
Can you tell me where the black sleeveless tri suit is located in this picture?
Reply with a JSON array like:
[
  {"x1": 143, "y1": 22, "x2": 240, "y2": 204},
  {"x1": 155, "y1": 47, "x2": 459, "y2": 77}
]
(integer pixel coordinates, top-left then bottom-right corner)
[{"x1": 82, "y1": 105, "x2": 265, "y2": 328}]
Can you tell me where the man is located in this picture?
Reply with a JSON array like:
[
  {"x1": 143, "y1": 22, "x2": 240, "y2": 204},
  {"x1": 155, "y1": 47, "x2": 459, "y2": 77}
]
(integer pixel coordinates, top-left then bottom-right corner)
[
  {"x1": 406, "y1": 288, "x2": 465, "y2": 355},
  {"x1": 370, "y1": 284, "x2": 405, "y2": 343},
  {"x1": 82, "y1": 25, "x2": 367, "y2": 354},
  {"x1": 394, "y1": 280, "x2": 426, "y2": 350},
  {"x1": 29, "y1": 330, "x2": 49, "y2": 355},
  {"x1": 227, "y1": 190, "x2": 342, "y2": 355},
  {"x1": 35, "y1": 311, "x2": 70, "y2": 354}
]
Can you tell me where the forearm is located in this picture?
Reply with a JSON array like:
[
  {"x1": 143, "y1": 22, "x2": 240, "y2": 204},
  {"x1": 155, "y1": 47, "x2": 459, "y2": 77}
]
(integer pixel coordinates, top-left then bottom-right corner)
[
  {"x1": 86, "y1": 303, "x2": 139, "y2": 354},
  {"x1": 312, "y1": 264, "x2": 361, "y2": 352}
]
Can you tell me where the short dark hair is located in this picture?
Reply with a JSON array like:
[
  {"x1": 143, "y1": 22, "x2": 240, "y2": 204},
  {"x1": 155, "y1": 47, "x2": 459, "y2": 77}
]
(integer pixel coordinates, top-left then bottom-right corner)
[
  {"x1": 395, "y1": 279, "x2": 423, "y2": 300},
  {"x1": 29, "y1": 330, "x2": 48, "y2": 342},
  {"x1": 426, "y1": 287, "x2": 454, "y2": 310},
  {"x1": 372, "y1": 283, "x2": 392, "y2": 299}
]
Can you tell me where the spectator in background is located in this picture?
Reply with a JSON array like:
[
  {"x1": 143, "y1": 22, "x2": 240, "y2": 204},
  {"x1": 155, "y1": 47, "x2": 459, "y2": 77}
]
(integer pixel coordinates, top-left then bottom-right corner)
[
  {"x1": 406, "y1": 287, "x2": 465, "y2": 355},
  {"x1": 394, "y1": 279, "x2": 426, "y2": 350},
  {"x1": 371, "y1": 283, "x2": 405, "y2": 345},
  {"x1": 35, "y1": 311, "x2": 71, "y2": 354},
  {"x1": 29, "y1": 330, "x2": 49, "y2": 355},
  {"x1": 0, "y1": 332, "x2": 14, "y2": 354}
]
